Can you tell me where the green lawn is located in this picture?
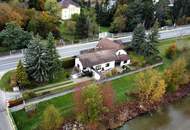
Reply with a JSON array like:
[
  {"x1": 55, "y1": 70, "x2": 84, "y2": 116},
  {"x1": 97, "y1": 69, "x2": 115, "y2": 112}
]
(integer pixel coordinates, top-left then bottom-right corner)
[
  {"x1": 100, "y1": 26, "x2": 110, "y2": 32},
  {"x1": 0, "y1": 70, "x2": 15, "y2": 91},
  {"x1": 12, "y1": 36, "x2": 190, "y2": 130}
]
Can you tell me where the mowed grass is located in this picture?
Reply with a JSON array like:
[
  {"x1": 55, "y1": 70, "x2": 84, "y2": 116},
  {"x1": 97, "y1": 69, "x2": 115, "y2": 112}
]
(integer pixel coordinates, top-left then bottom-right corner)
[
  {"x1": 12, "y1": 93, "x2": 74, "y2": 130},
  {"x1": 0, "y1": 70, "x2": 15, "y2": 91},
  {"x1": 12, "y1": 36, "x2": 190, "y2": 130}
]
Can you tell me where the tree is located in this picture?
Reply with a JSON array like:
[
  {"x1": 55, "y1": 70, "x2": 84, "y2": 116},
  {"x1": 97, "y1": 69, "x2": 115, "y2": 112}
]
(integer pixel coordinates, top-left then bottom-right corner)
[
  {"x1": 131, "y1": 23, "x2": 159, "y2": 57},
  {"x1": 110, "y1": 4, "x2": 128, "y2": 33},
  {"x1": 44, "y1": 0, "x2": 61, "y2": 16},
  {"x1": 125, "y1": 0, "x2": 144, "y2": 31},
  {"x1": 28, "y1": 0, "x2": 45, "y2": 11},
  {"x1": 155, "y1": 0, "x2": 173, "y2": 26},
  {"x1": 0, "y1": 22, "x2": 32, "y2": 50},
  {"x1": 26, "y1": 11, "x2": 60, "y2": 38},
  {"x1": 148, "y1": 21, "x2": 159, "y2": 45},
  {"x1": 173, "y1": 0, "x2": 190, "y2": 24},
  {"x1": 74, "y1": 84, "x2": 106, "y2": 123},
  {"x1": 40, "y1": 105, "x2": 62, "y2": 130},
  {"x1": 0, "y1": 3, "x2": 23, "y2": 30},
  {"x1": 15, "y1": 60, "x2": 29, "y2": 87},
  {"x1": 25, "y1": 35, "x2": 49, "y2": 83},
  {"x1": 75, "y1": 9, "x2": 98, "y2": 39},
  {"x1": 135, "y1": 69, "x2": 166, "y2": 104},
  {"x1": 46, "y1": 33, "x2": 61, "y2": 80},
  {"x1": 130, "y1": 24, "x2": 146, "y2": 54},
  {"x1": 95, "y1": 1, "x2": 116, "y2": 27},
  {"x1": 110, "y1": 16, "x2": 126, "y2": 33},
  {"x1": 164, "y1": 58, "x2": 189, "y2": 91}
]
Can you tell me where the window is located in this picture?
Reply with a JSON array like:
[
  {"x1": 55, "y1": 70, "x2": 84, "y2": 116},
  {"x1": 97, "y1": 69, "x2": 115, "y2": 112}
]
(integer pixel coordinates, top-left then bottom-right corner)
[
  {"x1": 96, "y1": 65, "x2": 101, "y2": 70},
  {"x1": 106, "y1": 63, "x2": 110, "y2": 67},
  {"x1": 124, "y1": 61, "x2": 127, "y2": 64}
]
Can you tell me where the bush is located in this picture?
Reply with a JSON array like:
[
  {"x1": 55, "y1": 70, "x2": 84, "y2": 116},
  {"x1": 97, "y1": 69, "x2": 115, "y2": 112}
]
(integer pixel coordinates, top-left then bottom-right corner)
[
  {"x1": 145, "y1": 55, "x2": 162, "y2": 65},
  {"x1": 164, "y1": 58, "x2": 189, "y2": 92},
  {"x1": 64, "y1": 71, "x2": 70, "y2": 79},
  {"x1": 8, "y1": 98, "x2": 23, "y2": 108},
  {"x1": 22, "y1": 91, "x2": 37, "y2": 100},
  {"x1": 165, "y1": 44, "x2": 177, "y2": 59},
  {"x1": 111, "y1": 68, "x2": 118, "y2": 75},
  {"x1": 105, "y1": 71, "x2": 112, "y2": 78},
  {"x1": 62, "y1": 57, "x2": 75, "y2": 69}
]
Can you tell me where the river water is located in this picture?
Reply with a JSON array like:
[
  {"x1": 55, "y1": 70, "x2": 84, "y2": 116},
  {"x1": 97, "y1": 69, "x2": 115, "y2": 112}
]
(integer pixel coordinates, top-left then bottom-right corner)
[{"x1": 117, "y1": 97, "x2": 190, "y2": 130}]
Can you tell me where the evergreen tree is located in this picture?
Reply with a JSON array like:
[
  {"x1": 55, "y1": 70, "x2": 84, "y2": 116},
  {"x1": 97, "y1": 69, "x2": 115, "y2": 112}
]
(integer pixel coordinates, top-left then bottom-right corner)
[
  {"x1": 130, "y1": 24, "x2": 146, "y2": 54},
  {"x1": 46, "y1": 33, "x2": 61, "y2": 80},
  {"x1": 148, "y1": 21, "x2": 159, "y2": 45},
  {"x1": 131, "y1": 23, "x2": 159, "y2": 56},
  {"x1": 0, "y1": 22, "x2": 32, "y2": 50},
  {"x1": 75, "y1": 10, "x2": 88, "y2": 39},
  {"x1": 25, "y1": 35, "x2": 49, "y2": 83},
  {"x1": 15, "y1": 60, "x2": 29, "y2": 87}
]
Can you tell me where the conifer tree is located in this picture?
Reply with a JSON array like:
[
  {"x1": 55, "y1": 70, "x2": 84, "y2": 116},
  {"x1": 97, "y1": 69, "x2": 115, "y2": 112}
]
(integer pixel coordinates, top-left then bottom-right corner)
[
  {"x1": 15, "y1": 60, "x2": 29, "y2": 87},
  {"x1": 25, "y1": 35, "x2": 49, "y2": 83},
  {"x1": 131, "y1": 24, "x2": 146, "y2": 54},
  {"x1": 46, "y1": 33, "x2": 61, "y2": 80}
]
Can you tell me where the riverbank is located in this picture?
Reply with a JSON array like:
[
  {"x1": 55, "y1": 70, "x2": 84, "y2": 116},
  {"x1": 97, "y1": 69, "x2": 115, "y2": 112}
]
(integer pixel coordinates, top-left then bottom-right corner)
[{"x1": 105, "y1": 83, "x2": 190, "y2": 129}]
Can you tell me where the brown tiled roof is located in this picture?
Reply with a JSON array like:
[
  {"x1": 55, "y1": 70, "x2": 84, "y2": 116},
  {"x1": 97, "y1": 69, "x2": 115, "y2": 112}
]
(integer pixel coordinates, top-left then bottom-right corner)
[
  {"x1": 79, "y1": 50, "x2": 117, "y2": 68},
  {"x1": 118, "y1": 54, "x2": 129, "y2": 61},
  {"x1": 79, "y1": 50, "x2": 129, "y2": 68},
  {"x1": 96, "y1": 38, "x2": 124, "y2": 50},
  {"x1": 60, "y1": 0, "x2": 80, "y2": 8}
]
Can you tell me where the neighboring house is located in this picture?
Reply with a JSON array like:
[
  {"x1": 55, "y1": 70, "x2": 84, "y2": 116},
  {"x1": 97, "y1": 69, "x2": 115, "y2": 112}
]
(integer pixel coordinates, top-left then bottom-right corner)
[
  {"x1": 107, "y1": 0, "x2": 117, "y2": 9},
  {"x1": 60, "y1": 0, "x2": 80, "y2": 20},
  {"x1": 75, "y1": 38, "x2": 130, "y2": 80},
  {"x1": 153, "y1": 0, "x2": 174, "y2": 6}
]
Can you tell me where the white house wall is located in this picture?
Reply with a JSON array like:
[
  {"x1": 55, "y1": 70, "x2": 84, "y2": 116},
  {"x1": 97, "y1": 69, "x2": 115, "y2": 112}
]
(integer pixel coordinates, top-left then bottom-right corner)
[
  {"x1": 75, "y1": 58, "x2": 83, "y2": 71},
  {"x1": 93, "y1": 61, "x2": 115, "y2": 72},
  {"x1": 120, "y1": 59, "x2": 130, "y2": 67},
  {"x1": 91, "y1": 69, "x2": 101, "y2": 80},
  {"x1": 116, "y1": 49, "x2": 127, "y2": 56},
  {"x1": 61, "y1": 5, "x2": 80, "y2": 20}
]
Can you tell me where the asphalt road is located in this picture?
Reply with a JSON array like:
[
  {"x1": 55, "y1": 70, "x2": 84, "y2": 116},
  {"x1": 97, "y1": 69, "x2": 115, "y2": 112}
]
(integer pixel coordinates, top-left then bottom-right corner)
[
  {"x1": 1, "y1": 25, "x2": 190, "y2": 74},
  {"x1": 0, "y1": 90, "x2": 13, "y2": 130}
]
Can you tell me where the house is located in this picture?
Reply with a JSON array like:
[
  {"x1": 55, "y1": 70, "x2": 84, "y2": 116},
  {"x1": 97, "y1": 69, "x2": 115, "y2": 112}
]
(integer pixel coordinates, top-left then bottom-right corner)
[
  {"x1": 60, "y1": 0, "x2": 80, "y2": 20},
  {"x1": 75, "y1": 38, "x2": 130, "y2": 80},
  {"x1": 153, "y1": 0, "x2": 174, "y2": 6}
]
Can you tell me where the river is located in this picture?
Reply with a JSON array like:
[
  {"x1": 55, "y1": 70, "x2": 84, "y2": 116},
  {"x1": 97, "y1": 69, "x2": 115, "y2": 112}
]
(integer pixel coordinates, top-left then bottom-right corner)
[{"x1": 117, "y1": 96, "x2": 190, "y2": 130}]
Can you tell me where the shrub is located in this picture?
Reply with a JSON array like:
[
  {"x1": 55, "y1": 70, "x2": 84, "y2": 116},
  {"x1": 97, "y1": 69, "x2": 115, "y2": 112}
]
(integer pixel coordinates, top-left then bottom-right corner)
[
  {"x1": 8, "y1": 98, "x2": 23, "y2": 108},
  {"x1": 111, "y1": 68, "x2": 118, "y2": 75},
  {"x1": 164, "y1": 58, "x2": 189, "y2": 92},
  {"x1": 105, "y1": 71, "x2": 112, "y2": 78},
  {"x1": 145, "y1": 55, "x2": 162, "y2": 65},
  {"x1": 64, "y1": 71, "x2": 70, "y2": 79},
  {"x1": 165, "y1": 44, "x2": 177, "y2": 59},
  {"x1": 22, "y1": 91, "x2": 37, "y2": 100},
  {"x1": 10, "y1": 73, "x2": 17, "y2": 88}
]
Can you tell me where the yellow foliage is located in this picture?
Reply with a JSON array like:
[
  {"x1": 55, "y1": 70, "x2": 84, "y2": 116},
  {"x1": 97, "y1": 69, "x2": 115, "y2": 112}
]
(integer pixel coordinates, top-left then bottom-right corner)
[{"x1": 136, "y1": 69, "x2": 166, "y2": 103}]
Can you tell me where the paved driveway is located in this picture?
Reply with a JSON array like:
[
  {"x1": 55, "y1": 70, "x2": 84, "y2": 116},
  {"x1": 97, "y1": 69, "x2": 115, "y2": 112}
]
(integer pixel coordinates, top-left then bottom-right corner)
[{"x1": 0, "y1": 90, "x2": 13, "y2": 130}]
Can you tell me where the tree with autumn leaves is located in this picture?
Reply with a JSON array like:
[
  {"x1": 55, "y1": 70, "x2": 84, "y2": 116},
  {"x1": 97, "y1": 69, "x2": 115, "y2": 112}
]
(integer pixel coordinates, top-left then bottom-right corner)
[
  {"x1": 74, "y1": 83, "x2": 115, "y2": 129},
  {"x1": 164, "y1": 58, "x2": 189, "y2": 91},
  {"x1": 135, "y1": 69, "x2": 166, "y2": 104}
]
